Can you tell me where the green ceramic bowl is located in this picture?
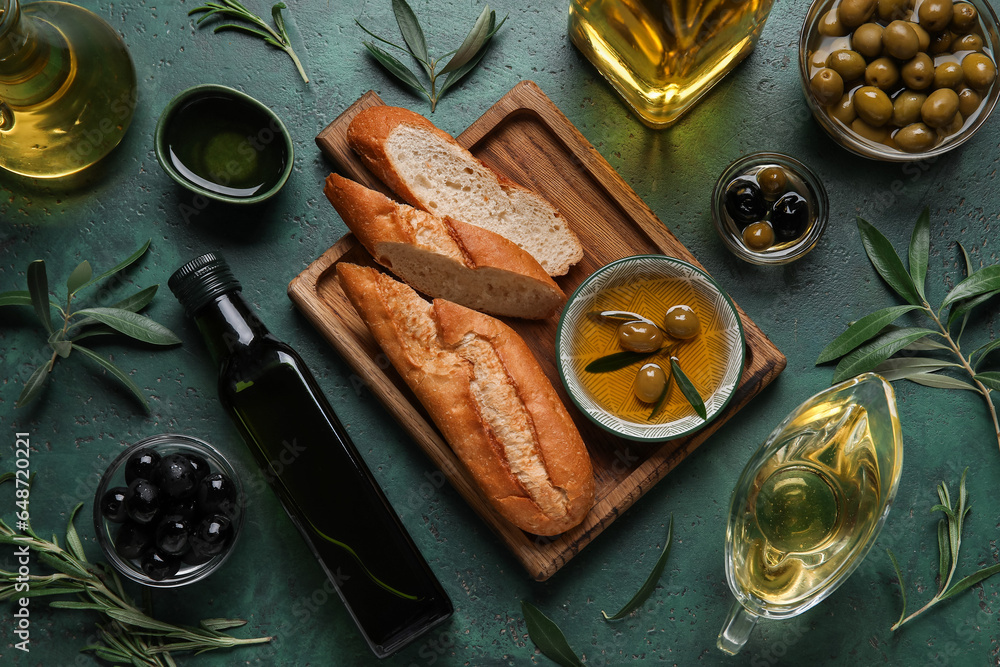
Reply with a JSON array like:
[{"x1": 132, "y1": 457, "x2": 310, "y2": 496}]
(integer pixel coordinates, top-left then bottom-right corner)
[
  {"x1": 154, "y1": 84, "x2": 293, "y2": 205},
  {"x1": 556, "y1": 255, "x2": 746, "y2": 442}
]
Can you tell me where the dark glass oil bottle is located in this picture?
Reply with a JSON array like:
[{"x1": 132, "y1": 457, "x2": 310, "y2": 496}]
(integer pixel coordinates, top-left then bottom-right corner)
[{"x1": 169, "y1": 253, "x2": 452, "y2": 658}]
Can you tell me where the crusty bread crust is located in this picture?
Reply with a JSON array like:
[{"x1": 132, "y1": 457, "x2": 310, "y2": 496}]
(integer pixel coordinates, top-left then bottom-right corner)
[
  {"x1": 346, "y1": 106, "x2": 584, "y2": 276},
  {"x1": 346, "y1": 107, "x2": 451, "y2": 206},
  {"x1": 336, "y1": 263, "x2": 593, "y2": 536},
  {"x1": 325, "y1": 174, "x2": 565, "y2": 320}
]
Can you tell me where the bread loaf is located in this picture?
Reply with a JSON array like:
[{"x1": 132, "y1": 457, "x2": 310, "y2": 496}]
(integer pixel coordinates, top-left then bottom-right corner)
[
  {"x1": 325, "y1": 174, "x2": 565, "y2": 320},
  {"x1": 346, "y1": 106, "x2": 584, "y2": 277},
  {"x1": 336, "y1": 262, "x2": 594, "y2": 536}
]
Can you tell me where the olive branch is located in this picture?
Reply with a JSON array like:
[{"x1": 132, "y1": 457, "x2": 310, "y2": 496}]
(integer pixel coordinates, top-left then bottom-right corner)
[
  {"x1": 816, "y1": 209, "x2": 1000, "y2": 450},
  {"x1": 0, "y1": 240, "x2": 182, "y2": 412},
  {"x1": 357, "y1": 0, "x2": 507, "y2": 112}
]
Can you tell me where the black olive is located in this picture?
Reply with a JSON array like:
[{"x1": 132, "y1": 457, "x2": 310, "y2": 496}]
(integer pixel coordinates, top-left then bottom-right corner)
[
  {"x1": 771, "y1": 192, "x2": 810, "y2": 241},
  {"x1": 155, "y1": 515, "x2": 191, "y2": 556},
  {"x1": 140, "y1": 550, "x2": 180, "y2": 581},
  {"x1": 100, "y1": 486, "x2": 129, "y2": 523},
  {"x1": 197, "y1": 473, "x2": 238, "y2": 519},
  {"x1": 163, "y1": 497, "x2": 199, "y2": 521},
  {"x1": 124, "y1": 448, "x2": 160, "y2": 485},
  {"x1": 185, "y1": 453, "x2": 211, "y2": 484},
  {"x1": 724, "y1": 177, "x2": 766, "y2": 227},
  {"x1": 157, "y1": 453, "x2": 197, "y2": 499},
  {"x1": 189, "y1": 514, "x2": 232, "y2": 559},
  {"x1": 181, "y1": 548, "x2": 213, "y2": 566},
  {"x1": 125, "y1": 479, "x2": 161, "y2": 525},
  {"x1": 114, "y1": 521, "x2": 153, "y2": 559}
]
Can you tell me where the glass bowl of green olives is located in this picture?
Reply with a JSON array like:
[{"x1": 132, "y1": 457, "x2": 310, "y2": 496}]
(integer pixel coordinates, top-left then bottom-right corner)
[
  {"x1": 556, "y1": 255, "x2": 745, "y2": 442},
  {"x1": 93, "y1": 434, "x2": 246, "y2": 587},
  {"x1": 712, "y1": 153, "x2": 829, "y2": 265},
  {"x1": 800, "y1": 0, "x2": 1000, "y2": 160}
]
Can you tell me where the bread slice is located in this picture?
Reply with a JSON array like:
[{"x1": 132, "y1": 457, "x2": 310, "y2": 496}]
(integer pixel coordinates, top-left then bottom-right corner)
[
  {"x1": 336, "y1": 262, "x2": 594, "y2": 536},
  {"x1": 325, "y1": 174, "x2": 566, "y2": 320},
  {"x1": 346, "y1": 106, "x2": 584, "y2": 277}
]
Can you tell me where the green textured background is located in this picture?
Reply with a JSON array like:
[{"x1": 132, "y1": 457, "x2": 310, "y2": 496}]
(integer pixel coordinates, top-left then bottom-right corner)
[{"x1": 2, "y1": 0, "x2": 999, "y2": 665}]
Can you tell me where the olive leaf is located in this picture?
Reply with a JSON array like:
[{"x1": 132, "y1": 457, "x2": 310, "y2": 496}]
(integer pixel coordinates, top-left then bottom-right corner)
[
  {"x1": 974, "y1": 372, "x2": 1000, "y2": 392},
  {"x1": 15, "y1": 365, "x2": 50, "y2": 409},
  {"x1": 888, "y1": 469, "x2": 1000, "y2": 630},
  {"x1": 948, "y1": 288, "x2": 1000, "y2": 327},
  {"x1": 27, "y1": 260, "x2": 54, "y2": 334},
  {"x1": 602, "y1": 516, "x2": 673, "y2": 620},
  {"x1": 908, "y1": 207, "x2": 930, "y2": 301},
  {"x1": 392, "y1": 0, "x2": 429, "y2": 74},
  {"x1": 941, "y1": 265, "x2": 1000, "y2": 309},
  {"x1": 357, "y1": 1, "x2": 507, "y2": 112},
  {"x1": 907, "y1": 373, "x2": 979, "y2": 392},
  {"x1": 74, "y1": 239, "x2": 150, "y2": 293},
  {"x1": 857, "y1": 217, "x2": 923, "y2": 306},
  {"x1": 670, "y1": 357, "x2": 706, "y2": 420},
  {"x1": 65, "y1": 261, "x2": 93, "y2": 296},
  {"x1": 902, "y1": 335, "x2": 950, "y2": 352},
  {"x1": 72, "y1": 308, "x2": 182, "y2": 346},
  {"x1": 3, "y1": 242, "x2": 179, "y2": 412},
  {"x1": 361, "y1": 42, "x2": 427, "y2": 93},
  {"x1": 72, "y1": 344, "x2": 150, "y2": 412},
  {"x1": 948, "y1": 242, "x2": 982, "y2": 341},
  {"x1": 816, "y1": 305, "x2": 924, "y2": 364},
  {"x1": 521, "y1": 601, "x2": 584, "y2": 667},
  {"x1": 872, "y1": 357, "x2": 961, "y2": 381},
  {"x1": 969, "y1": 338, "x2": 1000, "y2": 368},
  {"x1": 832, "y1": 327, "x2": 939, "y2": 383}
]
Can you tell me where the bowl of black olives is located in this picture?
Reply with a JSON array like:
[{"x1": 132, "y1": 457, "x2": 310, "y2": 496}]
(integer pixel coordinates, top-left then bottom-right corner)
[
  {"x1": 93, "y1": 434, "x2": 245, "y2": 587},
  {"x1": 712, "y1": 153, "x2": 829, "y2": 265},
  {"x1": 800, "y1": 0, "x2": 1000, "y2": 160}
]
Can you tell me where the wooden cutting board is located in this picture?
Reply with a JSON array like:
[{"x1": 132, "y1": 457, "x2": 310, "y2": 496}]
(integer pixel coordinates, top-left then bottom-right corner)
[{"x1": 290, "y1": 81, "x2": 786, "y2": 581}]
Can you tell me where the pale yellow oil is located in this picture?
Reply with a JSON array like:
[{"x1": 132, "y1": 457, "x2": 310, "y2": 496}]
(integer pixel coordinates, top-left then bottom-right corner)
[
  {"x1": 569, "y1": 0, "x2": 774, "y2": 127},
  {"x1": 0, "y1": 1, "x2": 137, "y2": 178},
  {"x1": 730, "y1": 394, "x2": 887, "y2": 607}
]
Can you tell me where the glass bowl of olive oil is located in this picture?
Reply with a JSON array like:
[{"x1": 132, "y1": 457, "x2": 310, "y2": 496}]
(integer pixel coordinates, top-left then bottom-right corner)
[
  {"x1": 556, "y1": 255, "x2": 746, "y2": 442},
  {"x1": 154, "y1": 84, "x2": 293, "y2": 204},
  {"x1": 717, "y1": 373, "x2": 904, "y2": 654}
]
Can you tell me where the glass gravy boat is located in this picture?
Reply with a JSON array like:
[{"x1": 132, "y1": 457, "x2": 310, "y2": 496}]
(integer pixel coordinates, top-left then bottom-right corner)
[{"x1": 718, "y1": 373, "x2": 904, "y2": 654}]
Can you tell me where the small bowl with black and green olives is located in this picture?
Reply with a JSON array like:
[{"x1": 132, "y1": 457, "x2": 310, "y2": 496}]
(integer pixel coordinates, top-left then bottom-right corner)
[
  {"x1": 800, "y1": 0, "x2": 1000, "y2": 160},
  {"x1": 712, "y1": 153, "x2": 829, "y2": 265},
  {"x1": 556, "y1": 256, "x2": 745, "y2": 442}
]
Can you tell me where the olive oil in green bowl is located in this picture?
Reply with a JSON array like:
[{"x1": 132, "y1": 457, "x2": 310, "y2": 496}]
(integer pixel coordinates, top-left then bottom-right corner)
[{"x1": 155, "y1": 85, "x2": 293, "y2": 204}]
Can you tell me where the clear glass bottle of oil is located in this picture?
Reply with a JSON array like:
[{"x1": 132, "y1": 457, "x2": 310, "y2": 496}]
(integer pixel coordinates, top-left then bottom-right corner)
[
  {"x1": 0, "y1": 0, "x2": 137, "y2": 178},
  {"x1": 569, "y1": 0, "x2": 775, "y2": 127},
  {"x1": 717, "y1": 373, "x2": 904, "y2": 655}
]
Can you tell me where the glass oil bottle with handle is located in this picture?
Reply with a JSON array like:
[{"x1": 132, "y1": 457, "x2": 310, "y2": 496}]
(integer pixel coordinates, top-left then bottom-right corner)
[
  {"x1": 569, "y1": 0, "x2": 775, "y2": 127},
  {"x1": 0, "y1": 0, "x2": 137, "y2": 178},
  {"x1": 718, "y1": 373, "x2": 904, "y2": 654},
  {"x1": 169, "y1": 253, "x2": 453, "y2": 659}
]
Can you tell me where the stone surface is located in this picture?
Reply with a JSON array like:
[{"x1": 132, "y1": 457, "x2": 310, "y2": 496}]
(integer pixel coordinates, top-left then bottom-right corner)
[{"x1": 1, "y1": 0, "x2": 999, "y2": 665}]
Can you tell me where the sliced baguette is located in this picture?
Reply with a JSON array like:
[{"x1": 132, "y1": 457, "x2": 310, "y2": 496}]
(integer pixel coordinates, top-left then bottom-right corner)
[
  {"x1": 336, "y1": 262, "x2": 594, "y2": 536},
  {"x1": 325, "y1": 174, "x2": 565, "y2": 320},
  {"x1": 346, "y1": 106, "x2": 584, "y2": 277}
]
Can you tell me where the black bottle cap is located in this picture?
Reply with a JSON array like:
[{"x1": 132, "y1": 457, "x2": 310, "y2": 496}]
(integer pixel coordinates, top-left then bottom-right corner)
[{"x1": 168, "y1": 253, "x2": 241, "y2": 316}]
